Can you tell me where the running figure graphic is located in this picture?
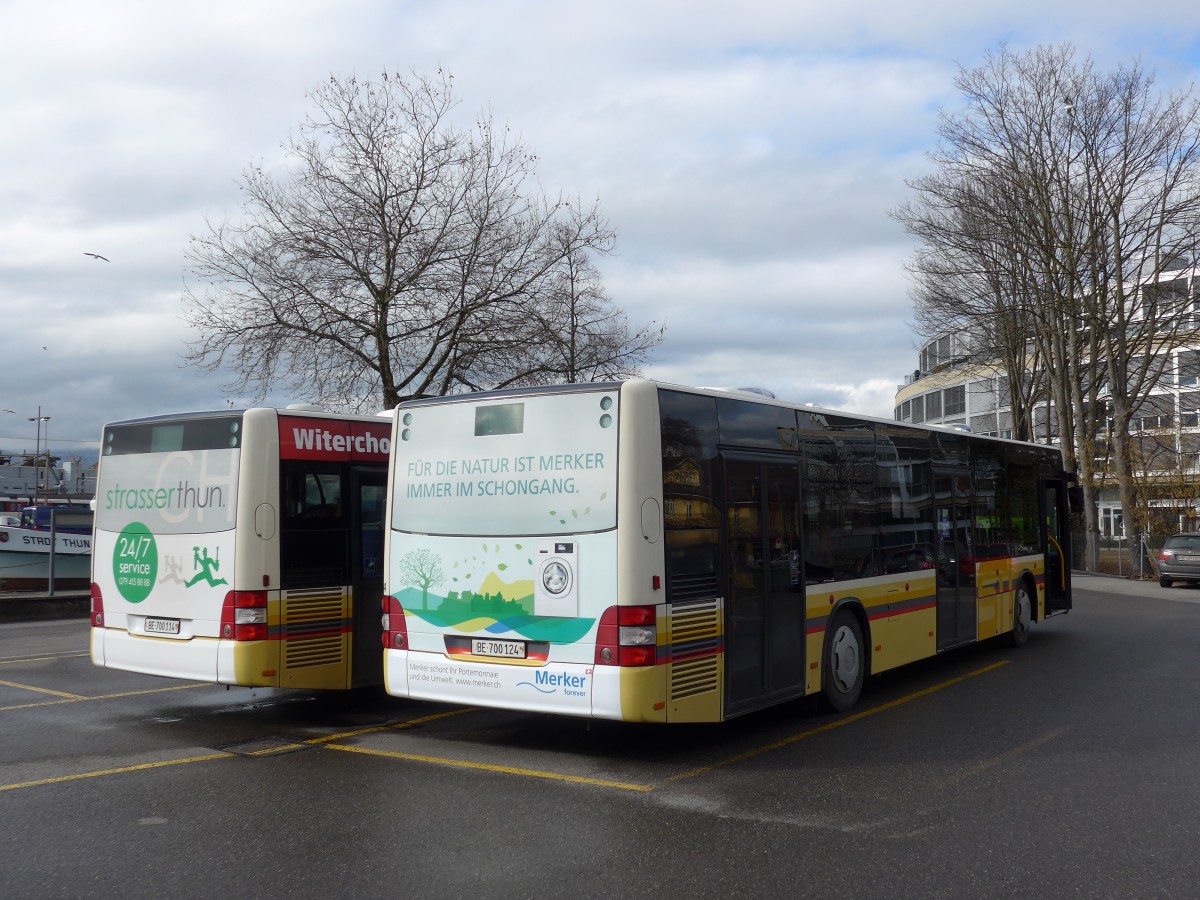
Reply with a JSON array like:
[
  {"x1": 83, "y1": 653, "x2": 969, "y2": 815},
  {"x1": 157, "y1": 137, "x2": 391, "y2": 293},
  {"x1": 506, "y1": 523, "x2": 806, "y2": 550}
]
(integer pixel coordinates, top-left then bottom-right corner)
[{"x1": 185, "y1": 546, "x2": 228, "y2": 588}]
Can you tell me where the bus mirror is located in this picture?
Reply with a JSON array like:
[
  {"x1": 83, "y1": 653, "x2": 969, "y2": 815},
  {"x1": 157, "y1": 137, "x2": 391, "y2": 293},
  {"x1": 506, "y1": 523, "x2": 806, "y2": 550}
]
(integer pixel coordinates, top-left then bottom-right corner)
[{"x1": 1067, "y1": 485, "x2": 1083, "y2": 514}]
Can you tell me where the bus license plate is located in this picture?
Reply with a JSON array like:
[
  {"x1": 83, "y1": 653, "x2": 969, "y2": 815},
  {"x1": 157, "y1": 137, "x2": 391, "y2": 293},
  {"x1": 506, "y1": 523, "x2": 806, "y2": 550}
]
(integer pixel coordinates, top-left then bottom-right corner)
[
  {"x1": 472, "y1": 638, "x2": 525, "y2": 659},
  {"x1": 145, "y1": 617, "x2": 180, "y2": 635}
]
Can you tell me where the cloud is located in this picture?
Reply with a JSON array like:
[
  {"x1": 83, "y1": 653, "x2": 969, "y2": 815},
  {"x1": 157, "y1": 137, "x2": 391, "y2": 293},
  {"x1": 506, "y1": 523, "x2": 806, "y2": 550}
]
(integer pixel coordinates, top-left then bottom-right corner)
[{"x1": 2, "y1": 0, "x2": 1198, "y2": 451}]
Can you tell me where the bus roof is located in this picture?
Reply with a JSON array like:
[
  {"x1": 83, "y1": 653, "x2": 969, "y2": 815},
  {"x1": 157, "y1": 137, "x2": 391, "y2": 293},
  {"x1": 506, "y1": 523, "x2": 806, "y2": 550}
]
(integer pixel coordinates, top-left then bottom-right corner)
[
  {"x1": 102, "y1": 406, "x2": 394, "y2": 428},
  {"x1": 393, "y1": 379, "x2": 1058, "y2": 452}
]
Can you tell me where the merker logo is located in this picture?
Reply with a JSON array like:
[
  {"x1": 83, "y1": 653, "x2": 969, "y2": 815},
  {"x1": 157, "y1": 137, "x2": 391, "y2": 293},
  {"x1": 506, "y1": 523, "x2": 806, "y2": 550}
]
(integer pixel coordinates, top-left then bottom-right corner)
[{"x1": 520, "y1": 669, "x2": 589, "y2": 698}]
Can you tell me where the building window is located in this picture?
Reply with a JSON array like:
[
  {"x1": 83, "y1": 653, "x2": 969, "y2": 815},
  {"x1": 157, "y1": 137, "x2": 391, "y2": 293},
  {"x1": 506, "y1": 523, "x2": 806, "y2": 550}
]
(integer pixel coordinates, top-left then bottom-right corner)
[
  {"x1": 926, "y1": 391, "x2": 942, "y2": 420},
  {"x1": 970, "y1": 379, "x2": 997, "y2": 412},
  {"x1": 944, "y1": 385, "x2": 966, "y2": 416},
  {"x1": 1179, "y1": 350, "x2": 1200, "y2": 386}
]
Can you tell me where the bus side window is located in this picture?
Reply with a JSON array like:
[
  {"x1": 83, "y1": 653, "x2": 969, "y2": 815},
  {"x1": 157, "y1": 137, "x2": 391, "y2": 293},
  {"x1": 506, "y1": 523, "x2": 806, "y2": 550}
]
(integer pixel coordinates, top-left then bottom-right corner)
[
  {"x1": 284, "y1": 472, "x2": 343, "y2": 518},
  {"x1": 659, "y1": 389, "x2": 722, "y2": 603},
  {"x1": 280, "y1": 463, "x2": 348, "y2": 589}
]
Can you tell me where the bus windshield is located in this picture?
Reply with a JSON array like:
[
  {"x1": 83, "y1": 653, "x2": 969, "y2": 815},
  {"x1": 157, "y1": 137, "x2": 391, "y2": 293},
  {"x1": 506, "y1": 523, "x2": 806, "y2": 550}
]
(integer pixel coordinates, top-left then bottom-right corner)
[
  {"x1": 391, "y1": 389, "x2": 619, "y2": 536},
  {"x1": 96, "y1": 415, "x2": 242, "y2": 535}
]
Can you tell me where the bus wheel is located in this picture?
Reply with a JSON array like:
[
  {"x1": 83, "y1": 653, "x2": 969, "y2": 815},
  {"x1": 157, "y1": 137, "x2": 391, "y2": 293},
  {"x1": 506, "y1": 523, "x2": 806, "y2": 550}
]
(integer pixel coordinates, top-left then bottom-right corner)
[
  {"x1": 1007, "y1": 580, "x2": 1033, "y2": 647},
  {"x1": 820, "y1": 612, "x2": 864, "y2": 712}
]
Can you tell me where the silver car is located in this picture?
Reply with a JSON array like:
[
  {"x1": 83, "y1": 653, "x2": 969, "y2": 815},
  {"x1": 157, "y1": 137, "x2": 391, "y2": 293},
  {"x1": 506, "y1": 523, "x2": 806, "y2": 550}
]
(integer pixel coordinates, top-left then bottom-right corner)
[{"x1": 1157, "y1": 534, "x2": 1200, "y2": 587}]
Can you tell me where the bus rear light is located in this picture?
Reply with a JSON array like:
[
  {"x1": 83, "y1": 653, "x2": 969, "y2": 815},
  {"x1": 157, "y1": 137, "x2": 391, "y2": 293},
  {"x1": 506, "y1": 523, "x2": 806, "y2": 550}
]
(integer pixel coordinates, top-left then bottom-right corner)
[
  {"x1": 595, "y1": 605, "x2": 658, "y2": 667},
  {"x1": 619, "y1": 645, "x2": 656, "y2": 667},
  {"x1": 90, "y1": 583, "x2": 104, "y2": 628},
  {"x1": 382, "y1": 594, "x2": 408, "y2": 650},
  {"x1": 221, "y1": 591, "x2": 269, "y2": 641},
  {"x1": 619, "y1": 606, "x2": 656, "y2": 627}
]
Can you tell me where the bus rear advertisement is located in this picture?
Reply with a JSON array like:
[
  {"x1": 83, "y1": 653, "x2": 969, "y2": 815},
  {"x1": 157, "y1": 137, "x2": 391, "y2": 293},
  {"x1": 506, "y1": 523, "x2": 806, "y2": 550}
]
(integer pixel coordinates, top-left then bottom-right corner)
[
  {"x1": 385, "y1": 387, "x2": 624, "y2": 717},
  {"x1": 91, "y1": 407, "x2": 391, "y2": 690}
]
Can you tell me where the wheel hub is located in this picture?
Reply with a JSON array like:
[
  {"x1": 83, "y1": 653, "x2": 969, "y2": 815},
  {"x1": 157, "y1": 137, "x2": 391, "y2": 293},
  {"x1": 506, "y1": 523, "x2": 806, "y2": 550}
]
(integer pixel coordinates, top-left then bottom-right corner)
[{"x1": 831, "y1": 626, "x2": 860, "y2": 691}]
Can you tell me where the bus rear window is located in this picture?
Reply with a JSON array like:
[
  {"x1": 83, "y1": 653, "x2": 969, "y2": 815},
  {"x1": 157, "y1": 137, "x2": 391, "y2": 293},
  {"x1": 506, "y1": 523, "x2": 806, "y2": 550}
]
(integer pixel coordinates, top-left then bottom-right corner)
[
  {"x1": 475, "y1": 404, "x2": 524, "y2": 436},
  {"x1": 104, "y1": 416, "x2": 243, "y2": 455},
  {"x1": 394, "y1": 391, "x2": 618, "y2": 536}
]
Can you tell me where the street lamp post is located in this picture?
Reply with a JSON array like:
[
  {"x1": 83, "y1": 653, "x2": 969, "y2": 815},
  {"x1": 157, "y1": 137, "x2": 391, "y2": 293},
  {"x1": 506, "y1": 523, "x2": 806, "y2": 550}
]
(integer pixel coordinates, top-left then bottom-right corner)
[
  {"x1": 43, "y1": 417, "x2": 51, "y2": 498},
  {"x1": 28, "y1": 407, "x2": 50, "y2": 506}
]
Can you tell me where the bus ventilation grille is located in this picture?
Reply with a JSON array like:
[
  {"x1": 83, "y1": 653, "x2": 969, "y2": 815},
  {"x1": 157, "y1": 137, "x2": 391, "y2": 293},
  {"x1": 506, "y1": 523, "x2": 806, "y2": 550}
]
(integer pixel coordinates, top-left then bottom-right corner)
[
  {"x1": 283, "y1": 589, "x2": 346, "y2": 670},
  {"x1": 669, "y1": 572, "x2": 720, "y2": 603},
  {"x1": 671, "y1": 656, "x2": 719, "y2": 700},
  {"x1": 669, "y1": 597, "x2": 721, "y2": 700}
]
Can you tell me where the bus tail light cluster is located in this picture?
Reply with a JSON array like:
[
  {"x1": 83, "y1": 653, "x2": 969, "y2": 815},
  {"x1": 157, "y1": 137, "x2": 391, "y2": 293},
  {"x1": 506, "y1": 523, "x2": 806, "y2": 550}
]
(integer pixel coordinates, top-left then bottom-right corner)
[
  {"x1": 382, "y1": 594, "x2": 409, "y2": 650},
  {"x1": 220, "y1": 591, "x2": 268, "y2": 641},
  {"x1": 594, "y1": 605, "x2": 658, "y2": 667},
  {"x1": 90, "y1": 583, "x2": 104, "y2": 628}
]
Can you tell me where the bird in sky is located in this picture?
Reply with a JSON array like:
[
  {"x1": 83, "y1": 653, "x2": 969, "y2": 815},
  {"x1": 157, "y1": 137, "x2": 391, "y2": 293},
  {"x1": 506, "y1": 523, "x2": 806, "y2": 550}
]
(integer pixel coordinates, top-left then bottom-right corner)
[{"x1": 83, "y1": 252, "x2": 109, "y2": 261}]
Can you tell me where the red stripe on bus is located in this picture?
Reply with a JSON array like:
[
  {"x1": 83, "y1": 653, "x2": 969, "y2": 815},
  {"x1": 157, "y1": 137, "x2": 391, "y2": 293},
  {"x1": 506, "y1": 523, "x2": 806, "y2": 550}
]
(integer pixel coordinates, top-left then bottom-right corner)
[
  {"x1": 666, "y1": 645, "x2": 723, "y2": 664},
  {"x1": 277, "y1": 626, "x2": 353, "y2": 641}
]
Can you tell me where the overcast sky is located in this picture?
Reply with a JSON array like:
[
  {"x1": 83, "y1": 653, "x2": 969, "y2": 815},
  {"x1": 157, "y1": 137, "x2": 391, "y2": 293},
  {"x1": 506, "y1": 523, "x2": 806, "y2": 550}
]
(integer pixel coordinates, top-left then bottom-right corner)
[{"x1": 2, "y1": 1, "x2": 1198, "y2": 458}]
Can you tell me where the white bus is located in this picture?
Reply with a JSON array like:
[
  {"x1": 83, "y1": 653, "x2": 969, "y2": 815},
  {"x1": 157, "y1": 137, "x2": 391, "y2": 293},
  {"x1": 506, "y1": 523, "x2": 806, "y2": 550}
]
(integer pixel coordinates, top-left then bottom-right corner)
[
  {"x1": 91, "y1": 406, "x2": 391, "y2": 690},
  {"x1": 382, "y1": 380, "x2": 1074, "y2": 723}
]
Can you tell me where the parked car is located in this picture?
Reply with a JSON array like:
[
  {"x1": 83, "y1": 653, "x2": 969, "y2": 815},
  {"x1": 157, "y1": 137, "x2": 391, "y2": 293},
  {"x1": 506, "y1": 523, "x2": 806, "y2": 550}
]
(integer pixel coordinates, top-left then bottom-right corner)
[
  {"x1": 1156, "y1": 533, "x2": 1200, "y2": 587},
  {"x1": 884, "y1": 544, "x2": 936, "y2": 574}
]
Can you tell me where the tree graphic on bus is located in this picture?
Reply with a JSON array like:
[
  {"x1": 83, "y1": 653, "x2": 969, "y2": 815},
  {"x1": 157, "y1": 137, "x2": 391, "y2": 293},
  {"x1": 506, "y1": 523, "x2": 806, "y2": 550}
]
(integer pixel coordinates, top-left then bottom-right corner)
[{"x1": 396, "y1": 548, "x2": 445, "y2": 609}]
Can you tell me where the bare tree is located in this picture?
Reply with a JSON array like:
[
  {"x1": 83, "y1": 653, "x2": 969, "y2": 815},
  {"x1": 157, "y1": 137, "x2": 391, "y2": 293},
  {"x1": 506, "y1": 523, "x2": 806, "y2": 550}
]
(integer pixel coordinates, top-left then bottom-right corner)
[
  {"x1": 897, "y1": 44, "x2": 1200, "y2": 572},
  {"x1": 183, "y1": 70, "x2": 654, "y2": 409},
  {"x1": 897, "y1": 170, "x2": 1050, "y2": 442},
  {"x1": 522, "y1": 217, "x2": 663, "y2": 384}
]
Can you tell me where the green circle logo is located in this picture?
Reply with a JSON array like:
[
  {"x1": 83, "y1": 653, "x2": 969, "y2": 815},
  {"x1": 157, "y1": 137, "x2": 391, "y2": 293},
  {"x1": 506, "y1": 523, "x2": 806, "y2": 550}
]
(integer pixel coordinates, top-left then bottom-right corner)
[{"x1": 113, "y1": 522, "x2": 158, "y2": 603}]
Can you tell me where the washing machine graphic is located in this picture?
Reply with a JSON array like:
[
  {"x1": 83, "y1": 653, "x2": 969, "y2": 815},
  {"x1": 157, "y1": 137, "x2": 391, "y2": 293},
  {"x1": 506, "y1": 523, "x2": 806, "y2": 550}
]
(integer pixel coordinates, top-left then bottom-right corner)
[{"x1": 534, "y1": 540, "x2": 579, "y2": 617}]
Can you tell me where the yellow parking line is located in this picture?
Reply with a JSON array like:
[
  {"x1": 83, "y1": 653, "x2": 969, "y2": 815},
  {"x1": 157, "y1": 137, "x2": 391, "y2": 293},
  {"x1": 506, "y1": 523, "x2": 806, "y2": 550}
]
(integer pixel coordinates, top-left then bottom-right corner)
[
  {"x1": 667, "y1": 661, "x2": 1011, "y2": 783},
  {"x1": 0, "y1": 681, "x2": 212, "y2": 712},
  {"x1": 89, "y1": 683, "x2": 213, "y2": 700},
  {"x1": 324, "y1": 743, "x2": 654, "y2": 793},
  {"x1": 305, "y1": 706, "x2": 478, "y2": 745},
  {"x1": 0, "y1": 652, "x2": 90, "y2": 666},
  {"x1": 935, "y1": 726, "x2": 1069, "y2": 788},
  {"x1": 0, "y1": 753, "x2": 233, "y2": 793},
  {"x1": 0, "y1": 679, "x2": 86, "y2": 699}
]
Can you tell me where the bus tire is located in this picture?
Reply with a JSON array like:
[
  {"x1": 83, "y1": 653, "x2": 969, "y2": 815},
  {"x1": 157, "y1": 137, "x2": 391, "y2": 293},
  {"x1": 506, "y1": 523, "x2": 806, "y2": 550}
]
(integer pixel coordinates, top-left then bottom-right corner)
[
  {"x1": 820, "y1": 610, "x2": 865, "y2": 712},
  {"x1": 1007, "y1": 578, "x2": 1033, "y2": 647}
]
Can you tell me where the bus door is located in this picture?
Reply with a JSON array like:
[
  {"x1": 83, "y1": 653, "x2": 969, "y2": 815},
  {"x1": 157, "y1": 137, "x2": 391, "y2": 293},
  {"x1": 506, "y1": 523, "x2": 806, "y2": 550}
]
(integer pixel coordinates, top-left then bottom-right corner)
[
  {"x1": 349, "y1": 467, "x2": 387, "y2": 686},
  {"x1": 722, "y1": 455, "x2": 805, "y2": 714},
  {"x1": 1041, "y1": 477, "x2": 1073, "y2": 614},
  {"x1": 934, "y1": 468, "x2": 975, "y2": 649}
]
